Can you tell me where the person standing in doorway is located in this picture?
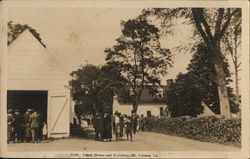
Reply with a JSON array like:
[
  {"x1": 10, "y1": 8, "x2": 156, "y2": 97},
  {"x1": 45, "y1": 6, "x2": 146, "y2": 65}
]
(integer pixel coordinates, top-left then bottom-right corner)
[
  {"x1": 29, "y1": 110, "x2": 39, "y2": 143},
  {"x1": 37, "y1": 110, "x2": 43, "y2": 142},
  {"x1": 7, "y1": 109, "x2": 15, "y2": 144},
  {"x1": 42, "y1": 122, "x2": 48, "y2": 141},
  {"x1": 23, "y1": 109, "x2": 32, "y2": 142}
]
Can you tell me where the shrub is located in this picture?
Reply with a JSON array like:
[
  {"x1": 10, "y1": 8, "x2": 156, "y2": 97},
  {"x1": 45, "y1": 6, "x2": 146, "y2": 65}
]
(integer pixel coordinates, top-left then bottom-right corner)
[{"x1": 148, "y1": 116, "x2": 241, "y2": 147}]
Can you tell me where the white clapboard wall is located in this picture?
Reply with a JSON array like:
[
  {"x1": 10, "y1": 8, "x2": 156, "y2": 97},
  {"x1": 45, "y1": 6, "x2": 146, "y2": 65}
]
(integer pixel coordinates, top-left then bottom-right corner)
[{"x1": 8, "y1": 29, "x2": 73, "y2": 138}]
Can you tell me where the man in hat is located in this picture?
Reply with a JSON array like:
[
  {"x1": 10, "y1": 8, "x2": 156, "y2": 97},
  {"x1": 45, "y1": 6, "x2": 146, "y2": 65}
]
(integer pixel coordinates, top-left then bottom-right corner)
[
  {"x1": 7, "y1": 109, "x2": 15, "y2": 143},
  {"x1": 29, "y1": 109, "x2": 39, "y2": 143},
  {"x1": 23, "y1": 108, "x2": 32, "y2": 142}
]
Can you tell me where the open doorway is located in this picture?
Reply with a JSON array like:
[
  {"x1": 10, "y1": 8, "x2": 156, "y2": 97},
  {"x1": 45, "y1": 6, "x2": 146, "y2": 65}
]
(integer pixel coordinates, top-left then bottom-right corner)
[{"x1": 7, "y1": 90, "x2": 48, "y2": 122}]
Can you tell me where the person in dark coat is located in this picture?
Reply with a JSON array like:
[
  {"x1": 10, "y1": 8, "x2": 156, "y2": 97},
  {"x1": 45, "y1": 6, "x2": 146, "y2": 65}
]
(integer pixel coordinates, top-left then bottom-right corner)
[
  {"x1": 131, "y1": 113, "x2": 138, "y2": 134},
  {"x1": 13, "y1": 110, "x2": 23, "y2": 143},
  {"x1": 103, "y1": 113, "x2": 112, "y2": 141},
  {"x1": 37, "y1": 111, "x2": 43, "y2": 142},
  {"x1": 125, "y1": 116, "x2": 133, "y2": 141},
  {"x1": 92, "y1": 114, "x2": 98, "y2": 141},
  {"x1": 119, "y1": 114, "x2": 124, "y2": 140},
  {"x1": 114, "y1": 112, "x2": 120, "y2": 141},
  {"x1": 23, "y1": 109, "x2": 32, "y2": 142},
  {"x1": 95, "y1": 113, "x2": 104, "y2": 141}
]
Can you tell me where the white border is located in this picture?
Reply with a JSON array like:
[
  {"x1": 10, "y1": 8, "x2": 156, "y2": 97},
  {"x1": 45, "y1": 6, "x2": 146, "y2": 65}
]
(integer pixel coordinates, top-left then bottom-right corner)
[{"x1": 1, "y1": 0, "x2": 249, "y2": 158}]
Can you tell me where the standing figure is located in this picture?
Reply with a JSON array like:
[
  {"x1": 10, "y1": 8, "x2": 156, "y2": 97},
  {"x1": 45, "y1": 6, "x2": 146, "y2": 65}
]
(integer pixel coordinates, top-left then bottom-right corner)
[
  {"x1": 131, "y1": 113, "x2": 138, "y2": 134},
  {"x1": 95, "y1": 113, "x2": 104, "y2": 141},
  {"x1": 114, "y1": 113, "x2": 120, "y2": 141},
  {"x1": 103, "y1": 113, "x2": 112, "y2": 141},
  {"x1": 7, "y1": 109, "x2": 15, "y2": 144},
  {"x1": 119, "y1": 114, "x2": 124, "y2": 140},
  {"x1": 139, "y1": 114, "x2": 145, "y2": 131},
  {"x1": 29, "y1": 110, "x2": 39, "y2": 143},
  {"x1": 42, "y1": 122, "x2": 48, "y2": 141},
  {"x1": 37, "y1": 111, "x2": 43, "y2": 142},
  {"x1": 23, "y1": 109, "x2": 32, "y2": 142},
  {"x1": 112, "y1": 112, "x2": 116, "y2": 134},
  {"x1": 13, "y1": 110, "x2": 23, "y2": 143},
  {"x1": 92, "y1": 114, "x2": 98, "y2": 140},
  {"x1": 125, "y1": 116, "x2": 133, "y2": 141}
]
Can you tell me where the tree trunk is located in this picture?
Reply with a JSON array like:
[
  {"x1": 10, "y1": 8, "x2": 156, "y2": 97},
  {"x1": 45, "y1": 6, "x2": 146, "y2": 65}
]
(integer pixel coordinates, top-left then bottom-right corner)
[
  {"x1": 132, "y1": 98, "x2": 139, "y2": 114},
  {"x1": 235, "y1": 65, "x2": 241, "y2": 116},
  {"x1": 213, "y1": 45, "x2": 231, "y2": 118}
]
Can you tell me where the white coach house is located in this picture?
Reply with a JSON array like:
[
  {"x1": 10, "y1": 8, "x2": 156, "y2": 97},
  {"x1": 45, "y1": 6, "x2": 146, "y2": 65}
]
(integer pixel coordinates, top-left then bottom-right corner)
[{"x1": 7, "y1": 29, "x2": 73, "y2": 138}]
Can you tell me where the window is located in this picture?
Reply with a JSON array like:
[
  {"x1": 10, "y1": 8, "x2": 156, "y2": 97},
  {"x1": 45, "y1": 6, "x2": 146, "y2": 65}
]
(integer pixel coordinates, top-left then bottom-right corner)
[{"x1": 160, "y1": 107, "x2": 164, "y2": 116}]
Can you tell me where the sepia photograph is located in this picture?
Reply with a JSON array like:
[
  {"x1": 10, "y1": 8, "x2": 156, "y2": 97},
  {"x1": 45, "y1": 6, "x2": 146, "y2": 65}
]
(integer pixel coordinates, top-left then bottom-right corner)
[{"x1": 0, "y1": 0, "x2": 249, "y2": 158}]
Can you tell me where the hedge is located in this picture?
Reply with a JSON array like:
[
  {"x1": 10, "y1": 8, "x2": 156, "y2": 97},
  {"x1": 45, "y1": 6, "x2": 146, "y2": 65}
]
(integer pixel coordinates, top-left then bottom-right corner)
[{"x1": 147, "y1": 116, "x2": 241, "y2": 147}]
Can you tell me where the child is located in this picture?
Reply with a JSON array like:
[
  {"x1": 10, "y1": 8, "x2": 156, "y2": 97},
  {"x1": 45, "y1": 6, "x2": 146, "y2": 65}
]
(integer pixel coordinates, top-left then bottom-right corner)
[{"x1": 42, "y1": 122, "x2": 48, "y2": 141}]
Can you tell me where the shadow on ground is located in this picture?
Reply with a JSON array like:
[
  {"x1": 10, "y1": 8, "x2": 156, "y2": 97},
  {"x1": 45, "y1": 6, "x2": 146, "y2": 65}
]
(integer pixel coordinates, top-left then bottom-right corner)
[{"x1": 70, "y1": 123, "x2": 96, "y2": 140}]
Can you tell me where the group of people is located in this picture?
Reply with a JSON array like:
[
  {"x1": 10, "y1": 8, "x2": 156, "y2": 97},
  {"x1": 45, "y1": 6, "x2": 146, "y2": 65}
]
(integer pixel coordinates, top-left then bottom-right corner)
[
  {"x1": 90, "y1": 111, "x2": 153, "y2": 142},
  {"x1": 7, "y1": 108, "x2": 48, "y2": 144}
]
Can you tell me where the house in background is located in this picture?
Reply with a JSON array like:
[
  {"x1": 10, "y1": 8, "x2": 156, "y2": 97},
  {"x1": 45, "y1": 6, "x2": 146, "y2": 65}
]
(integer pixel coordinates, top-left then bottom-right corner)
[
  {"x1": 113, "y1": 79, "x2": 216, "y2": 118},
  {"x1": 7, "y1": 29, "x2": 74, "y2": 138},
  {"x1": 113, "y1": 81, "x2": 172, "y2": 117}
]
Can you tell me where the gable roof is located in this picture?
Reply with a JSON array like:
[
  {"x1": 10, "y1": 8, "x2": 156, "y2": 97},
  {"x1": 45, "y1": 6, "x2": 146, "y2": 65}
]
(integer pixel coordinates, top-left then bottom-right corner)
[
  {"x1": 7, "y1": 29, "x2": 71, "y2": 91},
  {"x1": 8, "y1": 24, "x2": 46, "y2": 48},
  {"x1": 8, "y1": 28, "x2": 68, "y2": 75},
  {"x1": 117, "y1": 85, "x2": 168, "y2": 104}
]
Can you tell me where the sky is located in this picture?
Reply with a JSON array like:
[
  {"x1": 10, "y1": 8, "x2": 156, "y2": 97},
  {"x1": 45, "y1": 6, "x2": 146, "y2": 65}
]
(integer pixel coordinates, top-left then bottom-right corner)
[{"x1": 8, "y1": 7, "x2": 195, "y2": 84}]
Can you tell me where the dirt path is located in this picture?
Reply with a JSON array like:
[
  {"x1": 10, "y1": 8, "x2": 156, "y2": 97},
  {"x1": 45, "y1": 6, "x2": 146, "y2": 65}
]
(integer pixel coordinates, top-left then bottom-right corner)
[{"x1": 8, "y1": 130, "x2": 240, "y2": 152}]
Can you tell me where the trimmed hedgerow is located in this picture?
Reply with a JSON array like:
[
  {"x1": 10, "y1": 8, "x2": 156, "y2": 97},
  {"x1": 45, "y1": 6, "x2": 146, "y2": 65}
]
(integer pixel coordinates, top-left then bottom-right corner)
[{"x1": 148, "y1": 116, "x2": 241, "y2": 147}]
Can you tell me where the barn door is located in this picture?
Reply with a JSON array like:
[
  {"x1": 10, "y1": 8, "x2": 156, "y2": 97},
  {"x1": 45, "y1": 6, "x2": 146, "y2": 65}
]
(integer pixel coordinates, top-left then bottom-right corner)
[{"x1": 48, "y1": 91, "x2": 70, "y2": 138}]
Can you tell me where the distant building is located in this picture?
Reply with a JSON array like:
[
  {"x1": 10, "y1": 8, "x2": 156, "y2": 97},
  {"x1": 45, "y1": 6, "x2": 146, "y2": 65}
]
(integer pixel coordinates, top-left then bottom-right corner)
[
  {"x1": 113, "y1": 78, "x2": 215, "y2": 118},
  {"x1": 113, "y1": 82, "x2": 171, "y2": 117}
]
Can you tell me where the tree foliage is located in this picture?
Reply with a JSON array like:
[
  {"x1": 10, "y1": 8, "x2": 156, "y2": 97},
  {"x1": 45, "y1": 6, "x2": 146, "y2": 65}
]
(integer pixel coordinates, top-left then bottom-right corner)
[
  {"x1": 105, "y1": 17, "x2": 173, "y2": 113},
  {"x1": 143, "y1": 8, "x2": 241, "y2": 118},
  {"x1": 166, "y1": 73, "x2": 203, "y2": 118},
  {"x1": 8, "y1": 21, "x2": 46, "y2": 48},
  {"x1": 187, "y1": 43, "x2": 239, "y2": 114},
  {"x1": 69, "y1": 64, "x2": 118, "y2": 123}
]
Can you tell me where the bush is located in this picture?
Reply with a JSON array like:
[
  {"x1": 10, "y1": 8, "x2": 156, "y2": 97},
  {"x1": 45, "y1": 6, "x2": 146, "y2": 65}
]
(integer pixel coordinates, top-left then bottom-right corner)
[{"x1": 148, "y1": 116, "x2": 241, "y2": 147}]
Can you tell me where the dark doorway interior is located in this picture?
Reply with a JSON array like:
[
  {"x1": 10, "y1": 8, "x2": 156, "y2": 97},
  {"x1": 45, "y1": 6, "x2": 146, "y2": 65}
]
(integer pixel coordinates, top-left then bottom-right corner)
[{"x1": 7, "y1": 90, "x2": 48, "y2": 122}]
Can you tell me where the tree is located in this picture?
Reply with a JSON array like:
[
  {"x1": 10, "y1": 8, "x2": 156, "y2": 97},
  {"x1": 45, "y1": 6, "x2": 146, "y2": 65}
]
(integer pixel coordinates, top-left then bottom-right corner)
[
  {"x1": 143, "y1": 8, "x2": 241, "y2": 118},
  {"x1": 69, "y1": 64, "x2": 121, "y2": 125},
  {"x1": 105, "y1": 17, "x2": 173, "y2": 114},
  {"x1": 165, "y1": 73, "x2": 203, "y2": 117},
  {"x1": 8, "y1": 21, "x2": 46, "y2": 48},
  {"x1": 223, "y1": 16, "x2": 242, "y2": 110},
  {"x1": 187, "y1": 43, "x2": 239, "y2": 114},
  {"x1": 70, "y1": 65, "x2": 100, "y2": 124}
]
